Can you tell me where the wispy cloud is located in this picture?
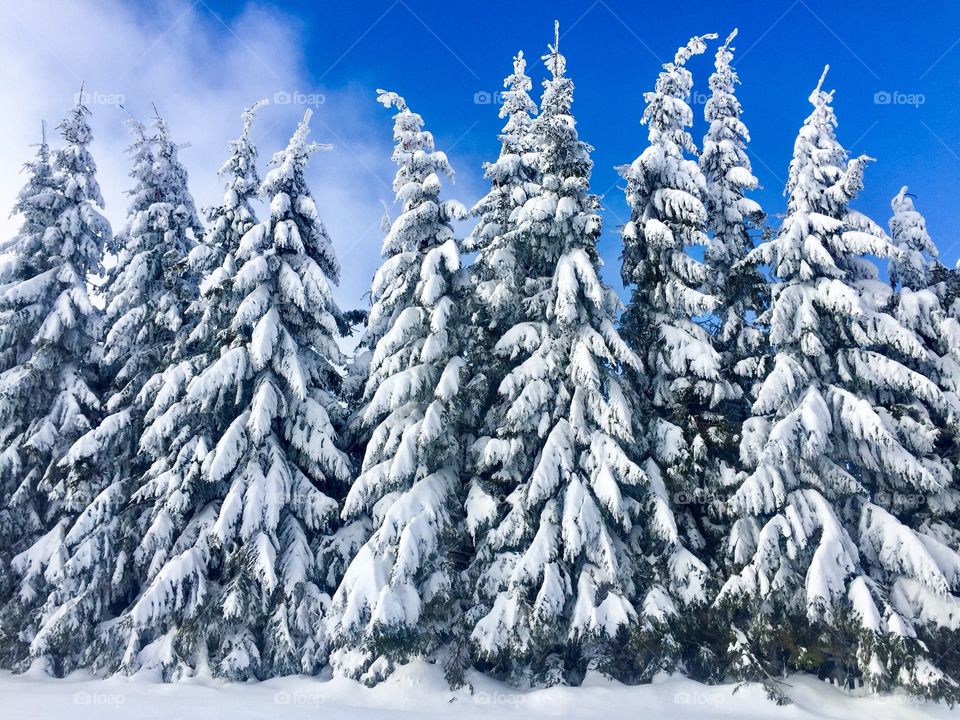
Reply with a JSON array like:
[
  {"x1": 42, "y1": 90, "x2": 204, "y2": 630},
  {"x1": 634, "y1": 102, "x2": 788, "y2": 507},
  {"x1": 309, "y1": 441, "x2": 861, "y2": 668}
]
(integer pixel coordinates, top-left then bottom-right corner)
[{"x1": 0, "y1": 0, "x2": 412, "y2": 313}]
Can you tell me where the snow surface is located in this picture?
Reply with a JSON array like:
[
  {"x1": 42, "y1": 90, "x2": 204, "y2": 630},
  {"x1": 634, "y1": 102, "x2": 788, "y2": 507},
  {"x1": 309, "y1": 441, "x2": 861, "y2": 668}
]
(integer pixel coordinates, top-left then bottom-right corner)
[{"x1": 2, "y1": 660, "x2": 954, "y2": 720}]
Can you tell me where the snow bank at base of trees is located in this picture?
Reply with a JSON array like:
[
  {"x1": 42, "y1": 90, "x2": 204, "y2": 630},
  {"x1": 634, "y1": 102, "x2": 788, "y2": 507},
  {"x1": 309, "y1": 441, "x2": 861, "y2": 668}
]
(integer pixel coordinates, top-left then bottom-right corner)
[{"x1": 1, "y1": 659, "x2": 952, "y2": 720}]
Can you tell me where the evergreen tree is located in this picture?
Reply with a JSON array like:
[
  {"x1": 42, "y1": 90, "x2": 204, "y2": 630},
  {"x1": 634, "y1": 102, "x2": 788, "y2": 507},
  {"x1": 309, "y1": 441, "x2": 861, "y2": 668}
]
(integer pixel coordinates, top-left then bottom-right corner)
[
  {"x1": 617, "y1": 34, "x2": 721, "y2": 676},
  {"x1": 326, "y1": 91, "x2": 468, "y2": 685},
  {"x1": 27, "y1": 112, "x2": 203, "y2": 671},
  {"x1": 0, "y1": 100, "x2": 110, "y2": 665},
  {"x1": 889, "y1": 186, "x2": 939, "y2": 293},
  {"x1": 466, "y1": 25, "x2": 705, "y2": 685},
  {"x1": 883, "y1": 188, "x2": 960, "y2": 687},
  {"x1": 695, "y1": 32, "x2": 770, "y2": 638},
  {"x1": 719, "y1": 68, "x2": 960, "y2": 702},
  {"x1": 458, "y1": 49, "x2": 539, "y2": 684},
  {"x1": 187, "y1": 100, "x2": 266, "y2": 350},
  {"x1": 465, "y1": 49, "x2": 539, "y2": 424},
  {"x1": 700, "y1": 28, "x2": 767, "y2": 416},
  {"x1": 0, "y1": 126, "x2": 63, "y2": 656},
  {"x1": 618, "y1": 33, "x2": 732, "y2": 520},
  {"x1": 111, "y1": 109, "x2": 351, "y2": 680}
]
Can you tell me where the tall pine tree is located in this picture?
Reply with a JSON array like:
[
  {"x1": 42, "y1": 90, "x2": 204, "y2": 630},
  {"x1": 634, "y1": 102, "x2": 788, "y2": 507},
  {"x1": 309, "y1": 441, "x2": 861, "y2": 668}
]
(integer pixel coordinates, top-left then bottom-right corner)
[
  {"x1": 464, "y1": 50, "x2": 539, "y2": 430},
  {"x1": 0, "y1": 126, "x2": 63, "y2": 661},
  {"x1": 466, "y1": 25, "x2": 705, "y2": 685},
  {"x1": 617, "y1": 34, "x2": 722, "y2": 678},
  {"x1": 883, "y1": 187, "x2": 960, "y2": 688},
  {"x1": 719, "y1": 68, "x2": 960, "y2": 702},
  {"x1": 0, "y1": 100, "x2": 110, "y2": 666},
  {"x1": 700, "y1": 27, "x2": 767, "y2": 437},
  {"x1": 112, "y1": 109, "x2": 351, "y2": 680},
  {"x1": 326, "y1": 91, "x2": 467, "y2": 685},
  {"x1": 618, "y1": 32, "x2": 732, "y2": 540},
  {"x1": 28, "y1": 111, "x2": 203, "y2": 672}
]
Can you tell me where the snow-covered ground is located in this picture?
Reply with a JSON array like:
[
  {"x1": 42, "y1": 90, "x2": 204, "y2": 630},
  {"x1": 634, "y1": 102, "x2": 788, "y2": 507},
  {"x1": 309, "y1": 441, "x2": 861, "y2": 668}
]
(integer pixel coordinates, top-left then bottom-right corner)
[{"x1": 2, "y1": 660, "x2": 953, "y2": 720}]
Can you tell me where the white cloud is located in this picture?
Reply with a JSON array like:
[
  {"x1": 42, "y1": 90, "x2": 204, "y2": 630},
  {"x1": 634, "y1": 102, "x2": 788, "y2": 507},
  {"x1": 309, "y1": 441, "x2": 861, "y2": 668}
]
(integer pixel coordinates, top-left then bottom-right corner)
[{"x1": 0, "y1": 0, "x2": 425, "y2": 316}]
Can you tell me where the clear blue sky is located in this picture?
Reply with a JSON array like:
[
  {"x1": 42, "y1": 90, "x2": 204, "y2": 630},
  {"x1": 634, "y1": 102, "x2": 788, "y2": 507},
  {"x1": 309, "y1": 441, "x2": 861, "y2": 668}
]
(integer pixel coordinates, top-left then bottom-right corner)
[{"x1": 158, "y1": 0, "x2": 960, "y2": 292}]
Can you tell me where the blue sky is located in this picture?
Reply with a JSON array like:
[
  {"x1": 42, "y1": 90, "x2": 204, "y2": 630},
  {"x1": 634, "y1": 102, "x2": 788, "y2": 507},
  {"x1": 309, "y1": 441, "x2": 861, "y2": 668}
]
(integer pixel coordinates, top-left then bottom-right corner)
[
  {"x1": 186, "y1": 0, "x2": 960, "y2": 291},
  {"x1": 3, "y1": 0, "x2": 960, "y2": 307}
]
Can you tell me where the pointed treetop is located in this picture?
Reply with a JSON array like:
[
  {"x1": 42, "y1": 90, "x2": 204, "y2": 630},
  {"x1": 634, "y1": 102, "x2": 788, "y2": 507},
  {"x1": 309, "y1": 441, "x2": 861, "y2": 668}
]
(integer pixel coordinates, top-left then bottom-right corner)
[
  {"x1": 118, "y1": 103, "x2": 141, "y2": 129},
  {"x1": 150, "y1": 105, "x2": 175, "y2": 149},
  {"x1": 670, "y1": 33, "x2": 718, "y2": 68},
  {"x1": 123, "y1": 115, "x2": 149, "y2": 146},
  {"x1": 263, "y1": 110, "x2": 332, "y2": 187},
  {"x1": 59, "y1": 97, "x2": 95, "y2": 146},
  {"x1": 893, "y1": 185, "x2": 916, "y2": 206},
  {"x1": 498, "y1": 50, "x2": 537, "y2": 131},
  {"x1": 721, "y1": 28, "x2": 738, "y2": 51},
  {"x1": 376, "y1": 89, "x2": 408, "y2": 112},
  {"x1": 376, "y1": 89, "x2": 454, "y2": 186},
  {"x1": 544, "y1": 20, "x2": 565, "y2": 79},
  {"x1": 242, "y1": 98, "x2": 269, "y2": 133},
  {"x1": 214, "y1": 99, "x2": 268, "y2": 186},
  {"x1": 708, "y1": 29, "x2": 740, "y2": 98},
  {"x1": 811, "y1": 65, "x2": 834, "y2": 105},
  {"x1": 277, "y1": 109, "x2": 331, "y2": 163},
  {"x1": 890, "y1": 185, "x2": 938, "y2": 287}
]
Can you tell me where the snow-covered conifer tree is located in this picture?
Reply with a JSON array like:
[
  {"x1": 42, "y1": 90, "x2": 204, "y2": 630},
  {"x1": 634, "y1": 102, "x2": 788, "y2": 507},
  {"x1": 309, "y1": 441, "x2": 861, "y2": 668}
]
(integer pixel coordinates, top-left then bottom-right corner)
[
  {"x1": 0, "y1": 127, "x2": 62, "y2": 648},
  {"x1": 881, "y1": 188, "x2": 960, "y2": 687},
  {"x1": 719, "y1": 69, "x2": 960, "y2": 702},
  {"x1": 26, "y1": 112, "x2": 203, "y2": 671},
  {"x1": 463, "y1": 50, "x2": 539, "y2": 436},
  {"x1": 59, "y1": 111, "x2": 201, "y2": 511},
  {"x1": 889, "y1": 186, "x2": 939, "y2": 292},
  {"x1": 618, "y1": 33, "x2": 735, "y2": 528},
  {"x1": 693, "y1": 32, "x2": 769, "y2": 620},
  {"x1": 325, "y1": 91, "x2": 467, "y2": 685},
  {"x1": 187, "y1": 100, "x2": 266, "y2": 349},
  {"x1": 465, "y1": 25, "x2": 706, "y2": 685},
  {"x1": 616, "y1": 35, "x2": 723, "y2": 677},
  {"x1": 0, "y1": 100, "x2": 110, "y2": 664},
  {"x1": 466, "y1": 51, "x2": 538, "y2": 346},
  {"x1": 107, "y1": 109, "x2": 351, "y2": 681},
  {"x1": 700, "y1": 28, "x2": 767, "y2": 409}
]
